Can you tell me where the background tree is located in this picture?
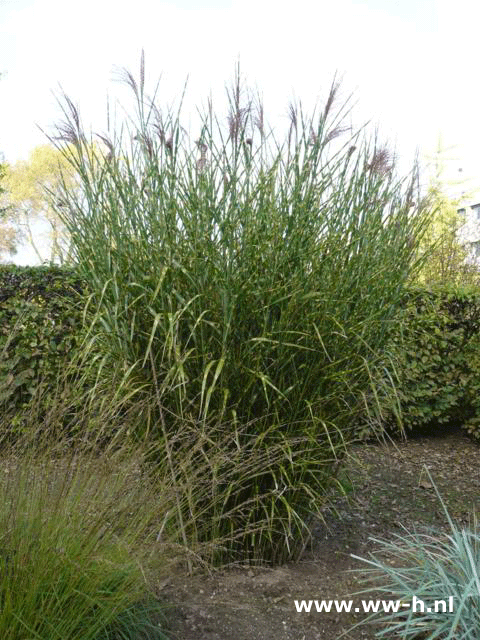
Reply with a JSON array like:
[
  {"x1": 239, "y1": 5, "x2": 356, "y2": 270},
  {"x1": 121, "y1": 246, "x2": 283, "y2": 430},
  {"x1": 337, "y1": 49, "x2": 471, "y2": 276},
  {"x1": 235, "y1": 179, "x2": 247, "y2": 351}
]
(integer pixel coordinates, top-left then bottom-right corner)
[
  {"x1": 3, "y1": 144, "x2": 77, "y2": 264},
  {"x1": 0, "y1": 158, "x2": 20, "y2": 258},
  {"x1": 0, "y1": 68, "x2": 19, "y2": 259},
  {"x1": 416, "y1": 141, "x2": 480, "y2": 287}
]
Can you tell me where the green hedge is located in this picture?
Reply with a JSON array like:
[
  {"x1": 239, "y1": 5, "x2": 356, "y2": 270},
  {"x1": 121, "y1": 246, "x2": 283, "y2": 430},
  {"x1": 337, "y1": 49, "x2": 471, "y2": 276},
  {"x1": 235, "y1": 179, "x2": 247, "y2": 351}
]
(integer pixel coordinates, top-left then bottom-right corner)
[
  {"x1": 0, "y1": 265, "x2": 86, "y2": 418},
  {"x1": 383, "y1": 285, "x2": 480, "y2": 439}
]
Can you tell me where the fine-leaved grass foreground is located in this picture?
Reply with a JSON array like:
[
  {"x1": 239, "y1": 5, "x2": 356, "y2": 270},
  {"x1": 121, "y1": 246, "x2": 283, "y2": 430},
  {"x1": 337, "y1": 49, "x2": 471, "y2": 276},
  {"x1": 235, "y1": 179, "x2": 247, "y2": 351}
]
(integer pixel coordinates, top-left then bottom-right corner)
[
  {"x1": 48, "y1": 55, "x2": 428, "y2": 564},
  {"x1": 0, "y1": 388, "x2": 171, "y2": 640}
]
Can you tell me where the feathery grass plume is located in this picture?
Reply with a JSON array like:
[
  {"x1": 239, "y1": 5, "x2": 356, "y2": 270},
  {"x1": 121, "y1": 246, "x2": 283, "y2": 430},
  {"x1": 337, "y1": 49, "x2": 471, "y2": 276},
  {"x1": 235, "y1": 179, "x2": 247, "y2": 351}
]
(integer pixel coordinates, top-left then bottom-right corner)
[
  {"x1": 134, "y1": 131, "x2": 155, "y2": 160},
  {"x1": 195, "y1": 140, "x2": 208, "y2": 173},
  {"x1": 324, "y1": 125, "x2": 351, "y2": 144},
  {"x1": 95, "y1": 132, "x2": 114, "y2": 162},
  {"x1": 113, "y1": 65, "x2": 139, "y2": 99},
  {"x1": 151, "y1": 103, "x2": 167, "y2": 143},
  {"x1": 227, "y1": 68, "x2": 251, "y2": 145},
  {"x1": 53, "y1": 92, "x2": 86, "y2": 148},
  {"x1": 255, "y1": 102, "x2": 265, "y2": 137},
  {"x1": 287, "y1": 100, "x2": 298, "y2": 145},
  {"x1": 139, "y1": 48, "x2": 145, "y2": 97},
  {"x1": 324, "y1": 75, "x2": 340, "y2": 118},
  {"x1": 50, "y1": 58, "x2": 429, "y2": 564},
  {"x1": 368, "y1": 146, "x2": 394, "y2": 175}
]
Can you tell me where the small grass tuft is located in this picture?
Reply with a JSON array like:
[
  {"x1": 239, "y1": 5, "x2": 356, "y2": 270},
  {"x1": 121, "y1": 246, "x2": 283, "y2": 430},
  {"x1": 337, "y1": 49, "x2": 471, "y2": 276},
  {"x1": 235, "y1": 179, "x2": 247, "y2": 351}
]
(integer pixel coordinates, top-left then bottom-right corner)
[{"x1": 350, "y1": 468, "x2": 480, "y2": 639}]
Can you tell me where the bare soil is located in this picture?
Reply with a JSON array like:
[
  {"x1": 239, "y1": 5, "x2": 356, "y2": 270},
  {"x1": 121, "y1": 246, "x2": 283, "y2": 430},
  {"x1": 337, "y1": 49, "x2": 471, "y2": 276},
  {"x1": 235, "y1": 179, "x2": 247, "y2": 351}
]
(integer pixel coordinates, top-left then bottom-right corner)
[{"x1": 157, "y1": 426, "x2": 480, "y2": 640}]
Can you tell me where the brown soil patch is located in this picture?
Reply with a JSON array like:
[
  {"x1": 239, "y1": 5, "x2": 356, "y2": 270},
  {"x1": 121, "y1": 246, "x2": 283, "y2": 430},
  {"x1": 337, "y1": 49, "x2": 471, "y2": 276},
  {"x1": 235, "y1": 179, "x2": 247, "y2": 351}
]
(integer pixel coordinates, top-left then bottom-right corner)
[{"x1": 158, "y1": 428, "x2": 480, "y2": 639}]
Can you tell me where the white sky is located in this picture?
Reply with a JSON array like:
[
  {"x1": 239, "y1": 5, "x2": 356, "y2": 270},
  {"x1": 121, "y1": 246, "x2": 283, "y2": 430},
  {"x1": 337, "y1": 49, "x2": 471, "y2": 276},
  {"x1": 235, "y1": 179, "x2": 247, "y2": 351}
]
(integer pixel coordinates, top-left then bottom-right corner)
[{"x1": 1, "y1": 0, "x2": 480, "y2": 262}]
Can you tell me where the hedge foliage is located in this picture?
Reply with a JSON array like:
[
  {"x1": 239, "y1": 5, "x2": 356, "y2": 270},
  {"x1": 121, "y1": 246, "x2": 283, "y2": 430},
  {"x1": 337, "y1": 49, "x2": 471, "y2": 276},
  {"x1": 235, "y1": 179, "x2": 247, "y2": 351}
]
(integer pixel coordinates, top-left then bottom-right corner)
[
  {"x1": 383, "y1": 285, "x2": 480, "y2": 439},
  {"x1": 0, "y1": 265, "x2": 86, "y2": 418}
]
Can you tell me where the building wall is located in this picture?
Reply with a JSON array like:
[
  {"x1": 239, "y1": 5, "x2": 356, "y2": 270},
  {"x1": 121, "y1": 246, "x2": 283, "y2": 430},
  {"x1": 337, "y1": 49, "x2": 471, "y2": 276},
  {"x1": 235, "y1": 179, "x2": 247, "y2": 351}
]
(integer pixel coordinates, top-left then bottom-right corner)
[{"x1": 457, "y1": 202, "x2": 480, "y2": 265}]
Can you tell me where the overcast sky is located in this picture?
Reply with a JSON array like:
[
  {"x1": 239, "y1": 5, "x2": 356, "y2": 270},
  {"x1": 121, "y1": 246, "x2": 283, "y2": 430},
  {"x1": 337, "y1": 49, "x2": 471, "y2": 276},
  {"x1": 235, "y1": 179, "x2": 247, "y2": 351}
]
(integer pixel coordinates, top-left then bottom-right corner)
[
  {"x1": 2, "y1": 0, "x2": 479, "y2": 181},
  {"x1": 1, "y1": 0, "x2": 480, "y2": 262}
]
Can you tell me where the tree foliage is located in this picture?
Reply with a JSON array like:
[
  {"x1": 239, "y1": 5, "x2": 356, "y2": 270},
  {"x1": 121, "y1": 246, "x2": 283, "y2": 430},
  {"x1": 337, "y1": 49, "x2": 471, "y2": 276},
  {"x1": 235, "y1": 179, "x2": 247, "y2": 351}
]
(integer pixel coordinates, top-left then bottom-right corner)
[
  {"x1": 416, "y1": 142, "x2": 480, "y2": 286},
  {"x1": 0, "y1": 154, "x2": 18, "y2": 257},
  {"x1": 3, "y1": 145, "x2": 77, "y2": 264}
]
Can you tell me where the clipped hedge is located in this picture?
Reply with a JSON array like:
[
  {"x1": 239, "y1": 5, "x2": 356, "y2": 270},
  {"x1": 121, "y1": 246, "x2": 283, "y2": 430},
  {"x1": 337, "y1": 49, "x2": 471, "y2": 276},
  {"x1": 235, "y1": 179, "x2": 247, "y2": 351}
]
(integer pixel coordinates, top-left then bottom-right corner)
[
  {"x1": 383, "y1": 285, "x2": 480, "y2": 439},
  {"x1": 0, "y1": 265, "x2": 86, "y2": 417}
]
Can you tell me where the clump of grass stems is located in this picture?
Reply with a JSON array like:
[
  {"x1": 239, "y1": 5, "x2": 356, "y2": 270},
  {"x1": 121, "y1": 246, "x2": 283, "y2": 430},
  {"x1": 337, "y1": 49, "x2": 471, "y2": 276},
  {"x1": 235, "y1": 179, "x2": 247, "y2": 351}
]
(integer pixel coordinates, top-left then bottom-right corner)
[
  {"x1": 349, "y1": 470, "x2": 480, "y2": 639},
  {"x1": 64, "y1": 343, "x2": 351, "y2": 566},
  {"x1": 49, "y1": 56, "x2": 428, "y2": 563},
  {"x1": 0, "y1": 395, "x2": 172, "y2": 640}
]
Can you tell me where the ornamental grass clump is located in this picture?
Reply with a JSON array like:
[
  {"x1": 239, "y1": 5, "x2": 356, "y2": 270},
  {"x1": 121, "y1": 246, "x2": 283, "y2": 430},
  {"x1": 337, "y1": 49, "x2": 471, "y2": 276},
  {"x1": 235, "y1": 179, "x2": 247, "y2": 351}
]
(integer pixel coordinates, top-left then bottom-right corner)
[
  {"x1": 350, "y1": 472, "x2": 480, "y2": 639},
  {"x1": 0, "y1": 407, "x2": 169, "y2": 640},
  {"x1": 50, "y1": 55, "x2": 427, "y2": 563}
]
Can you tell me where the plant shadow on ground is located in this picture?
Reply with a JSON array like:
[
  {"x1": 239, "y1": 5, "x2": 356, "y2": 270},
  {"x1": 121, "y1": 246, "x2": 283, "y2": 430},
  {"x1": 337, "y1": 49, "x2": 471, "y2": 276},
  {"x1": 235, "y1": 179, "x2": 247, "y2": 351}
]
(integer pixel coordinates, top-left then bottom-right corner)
[{"x1": 159, "y1": 427, "x2": 480, "y2": 640}]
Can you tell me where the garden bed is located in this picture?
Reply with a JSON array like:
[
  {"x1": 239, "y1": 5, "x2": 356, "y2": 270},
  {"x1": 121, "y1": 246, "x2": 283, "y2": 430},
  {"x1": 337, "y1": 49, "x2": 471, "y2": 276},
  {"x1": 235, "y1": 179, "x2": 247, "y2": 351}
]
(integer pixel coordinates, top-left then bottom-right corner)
[{"x1": 160, "y1": 427, "x2": 480, "y2": 640}]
